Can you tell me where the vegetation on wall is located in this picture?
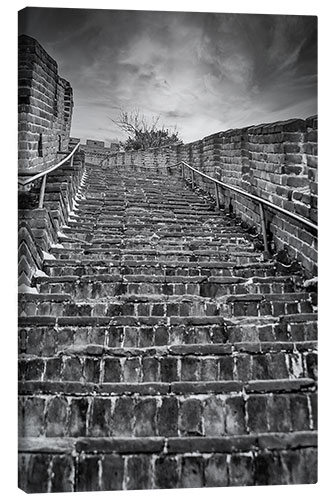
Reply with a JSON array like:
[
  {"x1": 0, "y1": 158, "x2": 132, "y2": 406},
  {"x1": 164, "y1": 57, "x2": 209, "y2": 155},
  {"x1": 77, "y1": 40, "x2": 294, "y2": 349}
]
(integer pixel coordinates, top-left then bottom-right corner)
[{"x1": 112, "y1": 109, "x2": 183, "y2": 151}]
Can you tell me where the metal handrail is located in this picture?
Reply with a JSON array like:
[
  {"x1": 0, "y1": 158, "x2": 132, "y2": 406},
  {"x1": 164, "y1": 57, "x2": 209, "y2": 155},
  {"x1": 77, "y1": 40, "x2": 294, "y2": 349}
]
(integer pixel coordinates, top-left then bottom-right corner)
[
  {"x1": 18, "y1": 142, "x2": 80, "y2": 208},
  {"x1": 167, "y1": 160, "x2": 317, "y2": 253}
]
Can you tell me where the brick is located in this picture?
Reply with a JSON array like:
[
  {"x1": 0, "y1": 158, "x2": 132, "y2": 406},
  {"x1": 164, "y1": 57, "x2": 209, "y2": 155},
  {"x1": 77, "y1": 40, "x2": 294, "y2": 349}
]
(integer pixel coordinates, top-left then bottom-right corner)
[
  {"x1": 181, "y1": 456, "x2": 204, "y2": 488},
  {"x1": 126, "y1": 455, "x2": 151, "y2": 490},
  {"x1": 134, "y1": 398, "x2": 156, "y2": 436},
  {"x1": 46, "y1": 396, "x2": 67, "y2": 436},
  {"x1": 269, "y1": 352, "x2": 289, "y2": 378},
  {"x1": 89, "y1": 398, "x2": 111, "y2": 437},
  {"x1": 26, "y1": 454, "x2": 51, "y2": 493},
  {"x1": 45, "y1": 358, "x2": 62, "y2": 380},
  {"x1": 160, "y1": 357, "x2": 178, "y2": 382},
  {"x1": 225, "y1": 396, "x2": 245, "y2": 434},
  {"x1": 51, "y1": 455, "x2": 74, "y2": 492},
  {"x1": 102, "y1": 455, "x2": 124, "y2": 491},
  {"x1": 181, "y1": 356, "x2": 198, "y2": 381},
  {"x1": 305, "y1": 352, "x2": 318, "y2": 379},
  {"x1": 123, "y1": 358, "x2": 141, "y2": 383},
  {"x1": 103, "y1": 358, "x2": 121, "y2": 382},
  {"x1": 200, "y1": 358, "x2": 218, "y2": 380},
  {"x1": 180, "y1": 398, "x2": 202, "y2": 435},
  {"x1": 157, "y1": 396, "x2": 179, "y2": 436},
  {"x1": 247, "y1": 395, "x2": 269, "y2": 432},
  {"x1": 251, "y1": 354, "x2": 269, "y2": 379},
  {"x1": 62, "y1": 357, "x2": 82, "y2": 381},
  {"x1": 289, "y1": 394, "x2": 310, "y2": 431},
  {"x1": 68, "y1": 398, "x2": 88, "y2": 436},
  {"x1": 203, "y1": 396, "x2": 225, "y2": 436},
  {"x1": 112, "y1": 397, "x2": 134, "y2": 436},
  {"x1": 155, "y1": 456, "x2": 179, "y2": 489},
  {"x1": 21, "y1": 397, "x2": 45, "y2": 437},
  {"x1": 155, "y1": 326, "x2": 168, "y2": 345},
  {"x1": 229, "y1": 453, "x2": 254, "y2": 486},
  {"x1": 204, "y1": 454, "x2": 228, "y2": 486},
  {"x1": 25, "y1": 358, "x2": 44, "y2": 380},
  {"x1": 280, "y1": 448, "x2": 317, "y2": 484},
  {"x1": 141, "y1": 357, "x2": 158, "y2": 382},
  {"x1": 77, "y1": 455, "x2": 100, "y2": 492},
  {"x1": 218, "y1": 356, "x2": 234, "y2": 380},
  {"x1": 254, "y1": 452, "x2": 285, "y2": 485}
]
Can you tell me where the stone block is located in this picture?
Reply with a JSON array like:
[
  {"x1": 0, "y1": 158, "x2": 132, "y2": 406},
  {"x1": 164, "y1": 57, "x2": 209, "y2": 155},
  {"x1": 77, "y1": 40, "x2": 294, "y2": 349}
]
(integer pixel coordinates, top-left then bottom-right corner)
[
  {"x1": 180, "y1": 398, "x2": 203, "y2": 435},
  {"x1": 46, "y1": 396, "x2": 67, "y2": 436},
  {"x1": 157, "y1": 396, "x2": 179, "y2": 436},
  {"x1": 77, "y1": 455, "x2": 100, "y2": 492},
  {"x1": 126, "y1": 455, "x2": 151, "y2": 490},
  {"x1": 89, "y1": 397, "x2": 111, "y2": 437},
  {"x1": 181, "y1": 456, "x2": 204, "y2": 488},
  {"x1": 155, "y1": 457, "x2": 179, "y2": 489},
  {"x1": 102, "y1": 455, "x2": 124, "y2": 491}
]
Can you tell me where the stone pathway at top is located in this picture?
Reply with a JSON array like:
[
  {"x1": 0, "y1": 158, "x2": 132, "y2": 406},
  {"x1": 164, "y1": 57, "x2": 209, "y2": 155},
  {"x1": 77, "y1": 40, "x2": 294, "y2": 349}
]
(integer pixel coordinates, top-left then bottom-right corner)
[{"x1": 18, "y1": 162, "x2": 317, "y2": 492}]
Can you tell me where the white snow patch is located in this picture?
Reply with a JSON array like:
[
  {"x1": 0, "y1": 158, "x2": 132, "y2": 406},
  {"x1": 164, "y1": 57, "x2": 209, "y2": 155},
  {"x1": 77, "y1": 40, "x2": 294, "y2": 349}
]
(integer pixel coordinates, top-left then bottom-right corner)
[
  {"x1": 42, "y1": 251, "x2": 56, "y2": 260},
  {"x1": 34, "y1": 269, "x2": 48, "y2": 278},
  {"x1": 51, "y1": 243, "x2": 64, "y2": 249},
  {"x1": 57, "y1": 232, "x2": 69, "y2": 239},
  {"x1": 18, "y1": 284, "x2": 38, "y2": 294}
]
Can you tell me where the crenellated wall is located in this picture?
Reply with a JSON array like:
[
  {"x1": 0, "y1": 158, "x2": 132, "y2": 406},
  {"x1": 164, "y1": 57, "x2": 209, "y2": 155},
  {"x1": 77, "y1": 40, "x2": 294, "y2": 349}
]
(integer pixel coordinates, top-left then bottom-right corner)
[
  {"x1": 105, "y1": 116, "x2": 318, "y2": 275},
  {"x1": 18, "y1": 34, "x2": 74, "y2": 175}
]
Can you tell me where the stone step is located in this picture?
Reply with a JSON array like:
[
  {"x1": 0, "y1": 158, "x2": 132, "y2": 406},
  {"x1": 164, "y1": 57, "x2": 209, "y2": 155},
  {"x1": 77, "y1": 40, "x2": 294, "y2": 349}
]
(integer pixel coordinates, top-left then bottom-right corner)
[
  {"x1": 18, "y1": 291, "x2": 314, "y2": 318},
  {"x1": 18, "y1": 314, "x2": 318, "y2": 350},
  {"x1": 35, "y1": 274, "x2": 299, "y2": 298},
  {"x1": 44, "y1": 257, "x2": 277, "y2": 278},
  {"x1": 19, "y1": 340, "x2": 317, "y2": 384},
  {"x1": 18, "y1": 379, "x2": 317, "y2": 447},
  {"x1": 43, "y1": 255, "x2": 269, "y2": 275},
  {"x1": 19, "y1": 431, "x2": 317, "y2": 493},
  {"x1": 18, "y1": 432, "x2": 317, "y2": 491}
]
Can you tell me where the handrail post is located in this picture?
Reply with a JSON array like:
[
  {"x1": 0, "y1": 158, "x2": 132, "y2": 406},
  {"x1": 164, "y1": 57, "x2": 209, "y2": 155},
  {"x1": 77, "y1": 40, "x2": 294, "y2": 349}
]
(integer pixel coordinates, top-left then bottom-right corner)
[
  {"x1": 70, "y1": 154, "x2": 74, "y2": 167},
  {"x1": 181, "y1": 163, "x2": 185, "y2": 179},
  {"x1": 191, "y1": 169, "x2": 195, "y2": 189},
  {"x1": 38, "y1": 174, "x2": 47, "y2": 209},
  {"x1": 259, "y1": 202, "x2": 269, "y2": 254},
  {"x1": 214, "y1": 182, "x2": 220, "y2": 210}
]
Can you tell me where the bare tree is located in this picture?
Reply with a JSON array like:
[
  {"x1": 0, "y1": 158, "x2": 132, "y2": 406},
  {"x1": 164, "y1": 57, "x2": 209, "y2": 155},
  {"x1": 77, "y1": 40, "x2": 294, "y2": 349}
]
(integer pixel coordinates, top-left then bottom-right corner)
[{"x1": 111, "y1": 109, "x2": 182, "y2": 151}]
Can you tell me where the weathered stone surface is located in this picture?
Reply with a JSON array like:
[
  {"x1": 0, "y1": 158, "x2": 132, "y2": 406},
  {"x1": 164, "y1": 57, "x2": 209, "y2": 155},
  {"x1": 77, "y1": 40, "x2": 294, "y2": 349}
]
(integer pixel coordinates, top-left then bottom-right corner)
[{"x1": 18, "y1": 105, "x2": 317, "y2": 493}]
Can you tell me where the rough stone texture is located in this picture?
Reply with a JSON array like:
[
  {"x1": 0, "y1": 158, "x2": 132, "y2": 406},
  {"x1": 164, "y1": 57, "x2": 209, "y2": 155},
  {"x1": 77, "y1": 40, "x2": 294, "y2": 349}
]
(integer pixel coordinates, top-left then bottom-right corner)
[
  {"x1": 107, "y1": 116, "x2": 318, "y2": 275},
  {"x1": 18, "y1": 39, "x2": 317, "y2": 491},
  {"x1": 18, "y1": 33, "x2": 73, "y2": 174}
]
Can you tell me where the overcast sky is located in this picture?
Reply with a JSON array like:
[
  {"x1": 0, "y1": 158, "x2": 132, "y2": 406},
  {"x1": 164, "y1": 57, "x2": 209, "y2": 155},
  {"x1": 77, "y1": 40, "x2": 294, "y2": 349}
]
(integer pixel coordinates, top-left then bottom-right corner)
[{"x1": 19, "y1": 8, "x2": 317, "y2": 144}]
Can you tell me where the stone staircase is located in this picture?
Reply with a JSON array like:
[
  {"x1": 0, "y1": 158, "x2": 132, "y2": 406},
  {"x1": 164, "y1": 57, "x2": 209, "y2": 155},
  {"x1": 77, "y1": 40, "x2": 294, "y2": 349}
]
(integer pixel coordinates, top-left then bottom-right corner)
[{"x1": 18, "y1": 163, "x2": 317, "y2": 492}]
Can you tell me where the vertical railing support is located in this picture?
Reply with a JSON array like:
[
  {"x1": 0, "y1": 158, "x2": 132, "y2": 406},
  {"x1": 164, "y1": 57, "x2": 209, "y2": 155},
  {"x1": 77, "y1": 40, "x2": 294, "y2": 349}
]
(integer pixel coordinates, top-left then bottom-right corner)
[
  {"x1": 214, "y1": 182, "x2": 220, "y2": 210},
  {"x1": 181, "y1": 163, "x2": 185, "y2": 179},
  {"x1": 70, "y1": 154, "x2": 74, "y2": 167},
  {"x1": 191, "y1": 169, "x2": 195, "y2": 189},
  {"x1": 259, "y1": 202, "x2": 269, "y2": 254},
  {"x1": 38, "y1": 174, "x2": 47, "y2": 209}
]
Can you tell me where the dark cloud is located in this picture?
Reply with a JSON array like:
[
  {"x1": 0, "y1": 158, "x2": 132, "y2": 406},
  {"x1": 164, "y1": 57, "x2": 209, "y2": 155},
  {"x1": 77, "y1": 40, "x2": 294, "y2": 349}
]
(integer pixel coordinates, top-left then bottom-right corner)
[{"x1": 19, "y1": 8, "x2": 317, "y2": 142}]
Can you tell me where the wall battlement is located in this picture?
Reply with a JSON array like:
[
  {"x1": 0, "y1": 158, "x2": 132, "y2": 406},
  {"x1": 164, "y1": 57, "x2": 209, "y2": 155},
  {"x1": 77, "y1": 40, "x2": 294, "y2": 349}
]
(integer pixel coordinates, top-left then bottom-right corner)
[{"x1": 18, "y1": 34, "x2": 74, "y2": 174}]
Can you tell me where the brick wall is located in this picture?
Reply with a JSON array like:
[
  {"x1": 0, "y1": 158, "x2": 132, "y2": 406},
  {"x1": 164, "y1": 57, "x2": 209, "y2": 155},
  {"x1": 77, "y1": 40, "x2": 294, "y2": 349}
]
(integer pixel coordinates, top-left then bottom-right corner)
[
  {"x1": 18, "y1": 35, "x2": 74, "y2": 174},
  {"x1": 80, "y1": 139, "x2": 120, "y2": 165},
  {"x1": 105, "y1": 116, "x2": 318, "y2": 275}
]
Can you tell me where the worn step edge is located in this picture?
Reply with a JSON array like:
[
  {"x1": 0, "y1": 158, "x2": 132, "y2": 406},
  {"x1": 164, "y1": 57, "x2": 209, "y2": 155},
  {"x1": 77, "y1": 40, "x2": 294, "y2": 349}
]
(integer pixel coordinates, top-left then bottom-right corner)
[
  {"x1": 18, "y1": 431, "x2": 317, "y2": 455},
  {"x1": 19, "y1": 340, "x2": 317, "y2": 358},
  {"x1": 18, "y1": 314, "x2": 318, "y2": 327},
  {"x1": 18, "y1": 378, "x2": 316, "y2": 396}
]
